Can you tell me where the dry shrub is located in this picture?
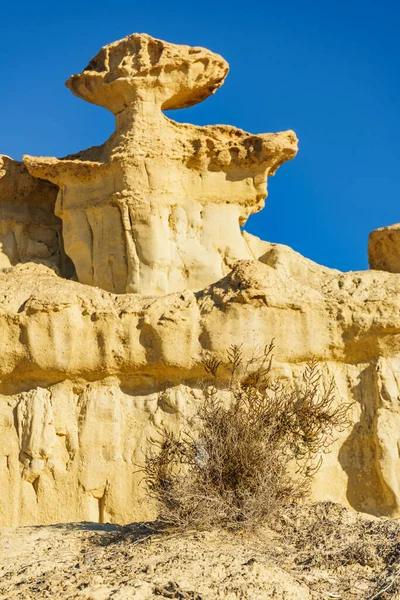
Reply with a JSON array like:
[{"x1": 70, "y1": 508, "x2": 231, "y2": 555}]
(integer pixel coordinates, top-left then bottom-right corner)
[{"x1": 143, "y1": 342, "x2": 351, "y2": 530}]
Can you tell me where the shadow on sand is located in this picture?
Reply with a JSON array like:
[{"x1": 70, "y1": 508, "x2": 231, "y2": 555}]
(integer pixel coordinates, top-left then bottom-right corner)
[{"x1": 25, "y1": 520, "x2": 164, "y2": 546}]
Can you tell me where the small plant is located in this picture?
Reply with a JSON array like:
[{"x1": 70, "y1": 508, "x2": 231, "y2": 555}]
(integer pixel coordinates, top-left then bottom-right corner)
[{"x1": 143, "y1": 342, "x2": 351, "y2": 530}]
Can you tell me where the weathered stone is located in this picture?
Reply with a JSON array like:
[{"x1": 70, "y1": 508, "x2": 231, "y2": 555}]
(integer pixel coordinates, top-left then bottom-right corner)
[
  {"x1": 0, "y1": 155, "x2": 73, "y2": 275},
  {"x1": 66, "y1": 32, "x2": 229, "y2": 113},
  {"x1": 369, "y1": 223, "x2": 400, "y2": 273}
]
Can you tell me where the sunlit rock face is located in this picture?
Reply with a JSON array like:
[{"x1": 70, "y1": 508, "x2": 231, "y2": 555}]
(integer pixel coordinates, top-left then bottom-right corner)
[
  {"x1": 23, "y1": 33, "x2": 297, "y2": 295},
  {"x1": 1, "y1": 33, "x2": 400, "y2": 527}
]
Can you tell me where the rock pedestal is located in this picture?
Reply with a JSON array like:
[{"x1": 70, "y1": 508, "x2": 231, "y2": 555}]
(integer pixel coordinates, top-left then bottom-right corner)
[{"x1": 24, "y1": 33, "x2": 297, "y2": 295}]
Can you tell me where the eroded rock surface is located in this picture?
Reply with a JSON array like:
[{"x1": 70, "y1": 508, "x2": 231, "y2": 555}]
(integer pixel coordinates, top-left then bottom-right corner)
[
  {"x1": 24, "y1": 33, "x2": 297, "y2": 295},
  {"x1": 369, "y1": 223, "x2": 400, "y2": 273},
  {"x1": 0, "y1": 156, "x2": 73, "y2": 275},
  {"x1": 1, "y1": 249, "x2": 400, "y2": 524},
  {"x1": 1, "y1": 33, "x2": 400, "y2": 527}
]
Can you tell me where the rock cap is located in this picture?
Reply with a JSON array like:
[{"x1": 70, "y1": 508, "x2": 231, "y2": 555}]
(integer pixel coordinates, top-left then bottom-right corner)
[{"x1": 66, "y1": 33, "x2": 229, "y2": 113}]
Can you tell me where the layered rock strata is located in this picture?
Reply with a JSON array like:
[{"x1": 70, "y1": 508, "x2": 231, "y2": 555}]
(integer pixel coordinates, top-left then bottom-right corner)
[{"x1": 1, "y1": 34, "x2": 400, "y2": 526}]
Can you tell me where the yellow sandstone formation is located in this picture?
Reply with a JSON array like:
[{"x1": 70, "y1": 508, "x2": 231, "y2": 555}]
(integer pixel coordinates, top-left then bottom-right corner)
[
  {"x1": 0, "y1": 156, "x2": 72, "y2": 274},
  {"x1": 0, "y1": 33, "x2": 399, "y2": 526},
  {"x1": 24, "y1": 34, "x2": 297, "y2": 295},
  {"x1": 369, "y1": 223, "x2": 400, "y2": 273}
]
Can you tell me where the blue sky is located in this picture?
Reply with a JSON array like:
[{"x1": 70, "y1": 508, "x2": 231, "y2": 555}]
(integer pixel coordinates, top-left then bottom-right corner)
[{"x1": 1, "y1": 0, "x2": 399, "y2": 271}]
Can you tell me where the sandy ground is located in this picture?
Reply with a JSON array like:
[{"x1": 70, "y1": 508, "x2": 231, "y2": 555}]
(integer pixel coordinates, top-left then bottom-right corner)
[
  {"x1": 0, "y1": 522, "x2": 312, "y2": 599},
  {"x1": 0, "y1": 503, "x2": 398, "y2": 599}
]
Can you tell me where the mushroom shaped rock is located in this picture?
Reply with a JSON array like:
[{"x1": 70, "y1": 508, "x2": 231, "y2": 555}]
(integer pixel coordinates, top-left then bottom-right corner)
[
  {"x1": 66, "y1": 33, "x2": 229, "y2": 113},
  {"x1": 24, "y1": 34, "x2": 298, "y2": 295}
]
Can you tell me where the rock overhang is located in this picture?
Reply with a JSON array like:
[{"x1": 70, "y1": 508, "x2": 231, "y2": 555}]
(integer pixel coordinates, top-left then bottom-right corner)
[{"x1": 66, "y1": 33, "x2": 230, "y2": 113}]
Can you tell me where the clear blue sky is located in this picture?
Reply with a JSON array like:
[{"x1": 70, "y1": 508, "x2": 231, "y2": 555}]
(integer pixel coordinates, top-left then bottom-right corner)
[{"x1": 1, "y1": 0, "x2": 399, "y2": 271}]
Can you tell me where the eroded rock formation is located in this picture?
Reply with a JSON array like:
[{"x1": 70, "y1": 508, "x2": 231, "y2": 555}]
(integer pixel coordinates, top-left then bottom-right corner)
[
  {"x1": 23, "y1": 33, "x2": 297, "y2": 295},
  {"x1": 1, "y1": 33, "x2": 400, "y2": 526}
]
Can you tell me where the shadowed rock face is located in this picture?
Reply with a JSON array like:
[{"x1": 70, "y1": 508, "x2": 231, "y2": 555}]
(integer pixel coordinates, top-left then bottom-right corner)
[
  {"x1": 0, "y1": 155, "x2": 74, "y2": 276},
  {"x1": 23, "y1": 33, "x2": 297, "y2": 295},
  {"x1": 369, "y1": 223, "x2": 400, "y2": 273}
]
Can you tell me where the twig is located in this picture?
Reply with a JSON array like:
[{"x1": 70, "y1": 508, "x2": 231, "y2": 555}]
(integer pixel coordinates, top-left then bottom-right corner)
[
  {"x1": 367, "y1": 565, "x2": 400, "y2": 600},
  {"x1": 130, "y1": 533, "x2": 154, "y2": 546}
]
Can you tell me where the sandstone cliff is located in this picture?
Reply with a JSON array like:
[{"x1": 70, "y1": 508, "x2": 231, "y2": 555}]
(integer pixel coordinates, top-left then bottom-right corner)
[{"x1": 0, "y1": 33, "x2": 399, "y2": 527}]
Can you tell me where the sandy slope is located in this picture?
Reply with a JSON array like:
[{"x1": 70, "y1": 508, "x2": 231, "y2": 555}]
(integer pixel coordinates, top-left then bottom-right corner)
[
  {"x1": 0, "y1": 503, "x2": 398, "y2": 599},
  {"x1": 0, "y1": 523, "x2": 310, "y2": 599}
]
